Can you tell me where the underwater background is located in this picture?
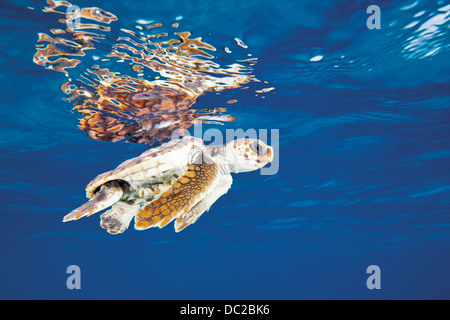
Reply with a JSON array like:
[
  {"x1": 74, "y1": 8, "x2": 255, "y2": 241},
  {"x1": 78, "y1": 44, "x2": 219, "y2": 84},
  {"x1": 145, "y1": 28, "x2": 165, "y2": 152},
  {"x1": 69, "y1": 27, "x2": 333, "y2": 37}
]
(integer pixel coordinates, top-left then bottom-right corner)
[{"x1": 1, "y1": 0, "x2": 449, "y2": 299}]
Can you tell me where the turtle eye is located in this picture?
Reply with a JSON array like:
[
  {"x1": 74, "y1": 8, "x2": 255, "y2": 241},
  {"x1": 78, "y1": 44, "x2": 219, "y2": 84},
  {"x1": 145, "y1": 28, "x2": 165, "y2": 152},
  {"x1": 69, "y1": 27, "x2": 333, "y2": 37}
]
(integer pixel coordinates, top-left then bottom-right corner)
[{"x1": 250, "y1": 141, "x2": 266, "y2": 156}]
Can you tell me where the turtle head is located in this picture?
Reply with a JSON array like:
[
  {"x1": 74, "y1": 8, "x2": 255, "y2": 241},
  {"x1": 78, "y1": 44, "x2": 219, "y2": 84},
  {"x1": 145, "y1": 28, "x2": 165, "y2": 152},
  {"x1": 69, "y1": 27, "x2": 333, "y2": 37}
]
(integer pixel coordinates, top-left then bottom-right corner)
[{"x1": 225, "y1": 138, "x2": 273, "y2": 173}]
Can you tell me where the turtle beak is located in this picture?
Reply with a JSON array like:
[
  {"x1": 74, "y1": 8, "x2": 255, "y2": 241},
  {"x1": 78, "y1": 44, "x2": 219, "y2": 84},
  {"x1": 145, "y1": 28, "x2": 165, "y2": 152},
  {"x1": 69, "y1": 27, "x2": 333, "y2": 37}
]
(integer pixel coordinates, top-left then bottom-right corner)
[
  {"x1": 259, "y1": 145, "x2": 273, "y2": 166},
  {"x1": 266, "y1": 146, "x2": 274, "y2": 162}
]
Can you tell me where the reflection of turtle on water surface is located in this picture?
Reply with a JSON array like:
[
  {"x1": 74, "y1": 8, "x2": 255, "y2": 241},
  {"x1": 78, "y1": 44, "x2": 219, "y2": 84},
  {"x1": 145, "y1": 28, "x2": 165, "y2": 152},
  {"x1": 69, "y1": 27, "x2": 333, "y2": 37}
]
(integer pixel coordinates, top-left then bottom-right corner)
[
  {"x1": 33, "y1": 1, "x2": 274, "y2": 234},
  {"x1": 34, "y1": 1, "x2": 256, "y2": 146},
  {"x1": 64, "y1": 137, "x2": 273, "y2": 234}
]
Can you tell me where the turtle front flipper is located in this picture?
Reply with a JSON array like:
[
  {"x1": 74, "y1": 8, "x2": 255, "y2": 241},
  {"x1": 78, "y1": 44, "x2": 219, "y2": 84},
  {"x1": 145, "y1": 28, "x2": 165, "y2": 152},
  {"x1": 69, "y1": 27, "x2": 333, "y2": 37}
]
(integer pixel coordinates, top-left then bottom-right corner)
[
  {"x1": 134, "y1": 159, "x2": 218, "y2": 231},
  {"x1": 174, "y1": 174, "x2": 232, "y2": 232},
  {"x1": 63, "y1": 181, "x2": 124, "y2": 222}
]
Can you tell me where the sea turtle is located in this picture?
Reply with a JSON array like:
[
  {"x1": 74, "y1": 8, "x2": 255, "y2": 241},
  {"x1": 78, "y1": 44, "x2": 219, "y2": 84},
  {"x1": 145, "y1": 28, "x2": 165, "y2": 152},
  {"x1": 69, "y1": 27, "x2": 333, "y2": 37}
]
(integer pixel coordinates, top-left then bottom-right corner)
[{"x1": 63, "y1": 136, "x2": 273, "y2": 234}]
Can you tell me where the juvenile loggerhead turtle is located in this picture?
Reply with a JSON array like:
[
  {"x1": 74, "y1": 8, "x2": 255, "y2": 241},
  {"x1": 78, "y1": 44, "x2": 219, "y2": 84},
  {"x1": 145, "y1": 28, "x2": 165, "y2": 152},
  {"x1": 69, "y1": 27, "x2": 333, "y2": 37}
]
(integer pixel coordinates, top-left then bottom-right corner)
[{"x1": 63, "y1": 136, "x2": 273, "y2": 234}]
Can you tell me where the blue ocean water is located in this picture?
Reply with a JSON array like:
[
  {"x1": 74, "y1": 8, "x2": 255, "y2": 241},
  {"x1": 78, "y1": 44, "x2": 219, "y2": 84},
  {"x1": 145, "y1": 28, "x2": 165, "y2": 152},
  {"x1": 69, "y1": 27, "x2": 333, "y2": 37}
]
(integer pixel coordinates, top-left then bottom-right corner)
[{"x1": 1, "y1": 0, "x2": 449, "y2": 299}]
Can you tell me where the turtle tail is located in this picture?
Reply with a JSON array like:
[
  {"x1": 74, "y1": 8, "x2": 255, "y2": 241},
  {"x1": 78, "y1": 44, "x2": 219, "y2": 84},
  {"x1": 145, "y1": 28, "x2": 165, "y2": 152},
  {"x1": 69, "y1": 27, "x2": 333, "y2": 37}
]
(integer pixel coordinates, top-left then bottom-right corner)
[{"x1": 63, "y1": 181, "x2": 124, "y2": 222}]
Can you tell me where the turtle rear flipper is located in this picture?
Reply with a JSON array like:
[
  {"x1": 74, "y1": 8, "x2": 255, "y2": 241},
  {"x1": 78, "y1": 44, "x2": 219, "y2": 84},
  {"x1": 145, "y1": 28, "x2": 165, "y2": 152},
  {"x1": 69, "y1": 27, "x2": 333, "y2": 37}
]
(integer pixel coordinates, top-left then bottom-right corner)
[
  {"x1": 63, "y1": 181, "x2": 123, "y2": 222},
  {"x1": 100, "y1": 201, "x2": 140, "y2": 235}
]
